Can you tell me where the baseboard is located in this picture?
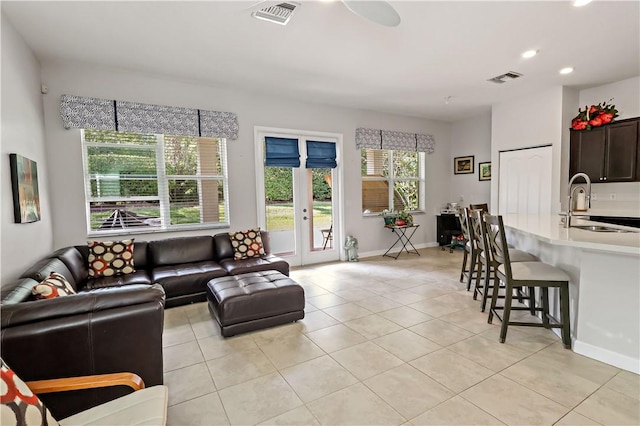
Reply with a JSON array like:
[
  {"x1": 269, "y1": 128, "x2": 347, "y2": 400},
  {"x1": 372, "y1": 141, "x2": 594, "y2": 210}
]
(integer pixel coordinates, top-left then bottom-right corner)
[
  {"x1": 358, "y1": 242, "x2": 439, "y2": 259},
  {"x1": 573, "y1": 340, "x2": 640, "y2": 374}
]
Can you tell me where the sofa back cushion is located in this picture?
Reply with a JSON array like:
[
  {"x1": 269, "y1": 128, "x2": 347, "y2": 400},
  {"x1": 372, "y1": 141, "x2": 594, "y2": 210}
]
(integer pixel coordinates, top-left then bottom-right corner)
[
  {"x1": 0, "y1": 278, "x2": 39, "y2": 305},
  {"x1": 20, "y1": 257, "x2": 77, "y2": 291},
  {"x1": 54, "y1": 246, "x2": 89, "y2": 285},
  {"x1": 149, "y1": 236, "x2": 215, "y2": 266}
]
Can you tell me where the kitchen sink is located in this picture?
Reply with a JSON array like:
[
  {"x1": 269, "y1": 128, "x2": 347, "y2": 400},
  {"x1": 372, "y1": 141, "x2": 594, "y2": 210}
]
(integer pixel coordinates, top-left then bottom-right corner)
[{"x1": 571, "y1": 225, "x2": 638, "y2": 233}]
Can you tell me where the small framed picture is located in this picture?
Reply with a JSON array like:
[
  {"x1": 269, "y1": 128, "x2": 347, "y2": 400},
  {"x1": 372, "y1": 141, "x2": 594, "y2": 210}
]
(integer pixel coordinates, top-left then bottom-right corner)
[
  {"x1": 479, "y1": 162, "x2": 491, "y2": 181},
  {"x1": 454, "y1": 156, "x2": 474, "y2": 174}
]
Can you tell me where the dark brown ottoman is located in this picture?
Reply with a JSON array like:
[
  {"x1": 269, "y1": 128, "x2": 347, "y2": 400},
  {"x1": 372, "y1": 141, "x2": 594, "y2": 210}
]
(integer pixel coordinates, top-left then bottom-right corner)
[{"x1": 206, "y1": 270, "x2": 305, "y2": 337}]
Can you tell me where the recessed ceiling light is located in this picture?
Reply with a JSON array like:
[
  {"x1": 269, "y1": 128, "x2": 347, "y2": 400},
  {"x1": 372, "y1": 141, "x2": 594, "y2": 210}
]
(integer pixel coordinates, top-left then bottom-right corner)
[
  {"x1": 573, "y1": 0, "x2": 592, "y2": 7},
  {"x1": 521, "y1": 50, "x2": 538, "y2": 59},
  {"x1": 560, "y1": 67, "x2": 574, "y2": 74}
]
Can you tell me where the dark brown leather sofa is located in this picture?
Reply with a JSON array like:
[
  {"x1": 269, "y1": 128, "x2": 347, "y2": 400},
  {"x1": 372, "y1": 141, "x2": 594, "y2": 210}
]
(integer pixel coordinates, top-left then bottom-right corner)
[{"x1": 0, "y1": 230, "x2": 287, "y2": 418}]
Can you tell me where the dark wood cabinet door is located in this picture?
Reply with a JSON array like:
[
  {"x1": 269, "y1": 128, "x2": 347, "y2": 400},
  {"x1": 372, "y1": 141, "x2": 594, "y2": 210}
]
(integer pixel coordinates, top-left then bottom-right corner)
[
  {"x1": 569, "y1": 127, "x2": 606, "y2": 182},
  {"x1": 605, "y1": 121, "x2": 639, "y2": 182}
]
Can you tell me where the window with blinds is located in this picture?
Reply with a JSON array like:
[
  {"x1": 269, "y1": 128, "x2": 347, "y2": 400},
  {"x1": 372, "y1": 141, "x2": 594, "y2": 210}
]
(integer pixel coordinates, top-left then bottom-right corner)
[
  {"x1": 361, "y1": 148, "x2": 424, "y2": 215},
  {"x1": 83, "y1": 129, "x2": 228, "y2": 233}
]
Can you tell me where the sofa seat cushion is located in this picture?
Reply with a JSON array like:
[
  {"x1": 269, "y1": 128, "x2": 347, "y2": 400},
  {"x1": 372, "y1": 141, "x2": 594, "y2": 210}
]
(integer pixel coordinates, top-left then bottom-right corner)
[
  {"x1": 151, "y1": 261, "x2": 227, "y2": 298},
  {"x1": 219, "y1": 255, "x2": 289, "y2": 277},
  {"x1": 83, "y1": 270, "x2": 152, "y2": 290}
]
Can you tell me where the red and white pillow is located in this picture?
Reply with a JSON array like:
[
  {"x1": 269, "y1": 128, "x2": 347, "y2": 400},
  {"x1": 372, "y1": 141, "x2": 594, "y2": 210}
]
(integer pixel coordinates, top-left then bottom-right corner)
[
  {"x1": 87, "y1": 240, "x2": 135, "y2": 278},
  {"x1": 32, "y1": 272, "x2": 76, "y2": 300},
  {"x1": 229, "y1": 228, "x2": 265, "y2": 260},
  {"x1": 0, "y1": 358, "x2": 59, "y2": 426}
]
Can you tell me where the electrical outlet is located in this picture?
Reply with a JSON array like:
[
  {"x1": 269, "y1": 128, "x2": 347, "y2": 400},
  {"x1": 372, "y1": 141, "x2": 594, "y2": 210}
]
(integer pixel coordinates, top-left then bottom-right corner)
[
  {"x1": 610, "y1": 193, "x2": 617, "y2": 201},
  {"x1": 591, "y1": 193, "x2": 597, "y2": 201}
]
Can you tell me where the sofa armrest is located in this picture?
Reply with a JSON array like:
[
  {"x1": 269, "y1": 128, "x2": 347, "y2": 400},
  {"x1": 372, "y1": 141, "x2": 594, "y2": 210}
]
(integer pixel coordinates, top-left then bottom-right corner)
[
  {"x1": 27, "y1": 372, "x2": 144, "y2": 394},
  {"x1": 0, "y1": 284, "x2": 165, "y2": 420},
  {"x1": 1, "y1": 284, "x2": 165, "y2": 328}
]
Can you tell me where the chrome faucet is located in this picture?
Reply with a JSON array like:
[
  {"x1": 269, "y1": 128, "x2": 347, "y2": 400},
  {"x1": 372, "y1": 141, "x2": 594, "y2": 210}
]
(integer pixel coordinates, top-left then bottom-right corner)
[{"x1": 564, "y1": 172, "x2": 592, "y2": 228}]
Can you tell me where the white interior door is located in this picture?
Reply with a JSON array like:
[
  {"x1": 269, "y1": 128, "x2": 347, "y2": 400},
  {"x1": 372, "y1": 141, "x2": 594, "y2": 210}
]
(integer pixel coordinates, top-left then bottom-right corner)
[
  {"x1": 498, "y1": 145, "x2": 553, "y2": 215},
  {"x1": 255, "y1": 127, "x2": 342, "y2": 266}
]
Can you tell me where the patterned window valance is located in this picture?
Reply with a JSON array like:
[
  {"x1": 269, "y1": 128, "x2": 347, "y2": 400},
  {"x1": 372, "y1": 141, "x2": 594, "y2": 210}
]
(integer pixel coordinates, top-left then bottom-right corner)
[
  {"x1": 355, "y1": 127, "x2": 435, "y2": 154},
  {"x1": 60, "y1": 95, "x2": 238, "y2": 140}
]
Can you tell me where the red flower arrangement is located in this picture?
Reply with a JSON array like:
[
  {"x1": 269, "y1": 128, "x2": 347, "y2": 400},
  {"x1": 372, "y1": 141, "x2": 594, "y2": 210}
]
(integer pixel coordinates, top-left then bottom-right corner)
[{"x1": 571, "y1": 100, "x2": 619, "y2": 131}]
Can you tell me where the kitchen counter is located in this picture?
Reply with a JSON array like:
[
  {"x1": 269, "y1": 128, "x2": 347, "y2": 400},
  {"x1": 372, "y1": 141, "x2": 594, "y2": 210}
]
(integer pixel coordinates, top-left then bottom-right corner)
[
  {"x1": 501, "y1": 213, "x2": 640, "y2": 374},
  {"x1": 501, "y1": 214, "x2": 640, "y2": 255}
]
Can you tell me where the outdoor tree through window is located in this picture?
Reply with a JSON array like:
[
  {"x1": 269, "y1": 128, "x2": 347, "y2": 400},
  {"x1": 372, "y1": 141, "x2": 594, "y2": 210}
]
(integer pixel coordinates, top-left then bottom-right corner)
[
  {"x1": 83, "y1": 129, "x2": 228, "y2": 233},
  {"x1": 361, "y1": 148, "x2": 424, "y2": 214}
]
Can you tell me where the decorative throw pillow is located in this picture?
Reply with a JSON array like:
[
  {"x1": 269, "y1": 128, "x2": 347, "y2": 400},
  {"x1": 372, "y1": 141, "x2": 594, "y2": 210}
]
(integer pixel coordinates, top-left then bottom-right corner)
[
  {"x1": 0, "y1": 359, "x2": 59, "y2": 426},
  {"x1": 229, "y1": 228, "x2": 266, "y2": 260},
  {"x1": 87, "y1": 239, "x2": 135, "y2": 278},
  {"x1": 32, "y1": 272, "x2": 76, "y2": 300}
]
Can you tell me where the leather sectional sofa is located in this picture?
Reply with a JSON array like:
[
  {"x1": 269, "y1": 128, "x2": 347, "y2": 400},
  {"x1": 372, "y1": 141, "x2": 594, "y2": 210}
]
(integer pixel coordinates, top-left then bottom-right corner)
[{"x1": 0, "y1": 230, "x2": 288, "y2": 418}]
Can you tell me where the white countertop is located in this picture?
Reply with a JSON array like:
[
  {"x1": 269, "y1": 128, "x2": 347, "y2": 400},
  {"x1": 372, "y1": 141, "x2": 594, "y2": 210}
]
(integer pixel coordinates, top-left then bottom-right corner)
[{"x1": 502, "y1": 214, "x2": 640, "y2": 255}]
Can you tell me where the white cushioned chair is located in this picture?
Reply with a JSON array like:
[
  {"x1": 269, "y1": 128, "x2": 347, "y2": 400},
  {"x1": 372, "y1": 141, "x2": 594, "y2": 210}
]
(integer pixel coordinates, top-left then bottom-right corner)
[{"x1": 1, "y1": 359, "x2": 167, "y2": 426}]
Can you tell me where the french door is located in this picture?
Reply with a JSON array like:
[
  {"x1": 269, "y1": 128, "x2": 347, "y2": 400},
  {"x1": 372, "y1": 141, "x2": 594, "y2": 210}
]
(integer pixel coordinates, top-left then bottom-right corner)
[{"x1": 255, "y1": 127, "x2": 342, "y2": 266}]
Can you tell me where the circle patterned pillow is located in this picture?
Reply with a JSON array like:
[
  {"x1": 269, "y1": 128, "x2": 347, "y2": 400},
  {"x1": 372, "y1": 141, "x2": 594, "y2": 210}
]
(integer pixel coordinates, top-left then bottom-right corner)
[
  {"x1": 32, "y1": 272, "x2": 76, "y2": 300},
  {"x1": 229, "y1": 228, "x2": 266, "y2": 260},
  {"x1": 0, "y1": 359, "x2": 59, "y2": 426},
  {"x1": 87, "y1": 239, "x2": 135, "y2": 278}
]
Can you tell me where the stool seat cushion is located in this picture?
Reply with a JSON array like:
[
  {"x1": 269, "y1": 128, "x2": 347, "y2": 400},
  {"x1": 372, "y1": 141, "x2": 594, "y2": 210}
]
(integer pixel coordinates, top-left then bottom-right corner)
[
  {"x1": 59, "y1": 385, "x2": 168, "y2": 426},
  {"x1": 499, "y1": 261, "x2": 570, "y2": 282},
  {"x1": 508, "y1": 249, "x2": 538, "y2": 262},
  {"x1": 480, "y1": 249, "x2": 537, "y2": 263},
  {"x1": 206, "y1": 270, "x2": 305, "y2": 336}
]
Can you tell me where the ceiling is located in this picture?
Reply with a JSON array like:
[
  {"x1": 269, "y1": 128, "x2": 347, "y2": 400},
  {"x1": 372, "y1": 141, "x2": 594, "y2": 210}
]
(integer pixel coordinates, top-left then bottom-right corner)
[{"x1": 3, "y1": 1, "x2": 639, "y2": 122}]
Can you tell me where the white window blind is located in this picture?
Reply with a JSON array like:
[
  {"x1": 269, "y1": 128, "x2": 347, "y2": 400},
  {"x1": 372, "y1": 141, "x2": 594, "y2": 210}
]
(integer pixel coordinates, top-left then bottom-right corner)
[
  {"x1": 361, "y1": 148, "x2": 424, "y2": 215},
  {"x1": 83, "y1": 129, "x2": 228, "y2": 233}
]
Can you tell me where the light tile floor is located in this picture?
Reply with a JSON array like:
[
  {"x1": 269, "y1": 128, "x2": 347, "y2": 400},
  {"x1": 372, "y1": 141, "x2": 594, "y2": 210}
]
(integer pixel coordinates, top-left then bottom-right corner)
[{"x1": 163, "y1": 247, "x2": 640, "y2": 425}]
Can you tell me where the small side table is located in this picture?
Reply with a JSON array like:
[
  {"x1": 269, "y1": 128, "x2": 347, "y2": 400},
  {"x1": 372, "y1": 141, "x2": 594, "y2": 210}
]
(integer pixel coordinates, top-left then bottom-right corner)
[{"x1": 383, "y1": 224, "x2": 420, "y2": 259}]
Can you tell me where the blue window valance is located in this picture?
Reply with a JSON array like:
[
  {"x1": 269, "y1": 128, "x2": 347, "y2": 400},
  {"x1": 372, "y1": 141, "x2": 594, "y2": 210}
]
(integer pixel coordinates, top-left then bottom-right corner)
[
  {"x1": 265, "y1": 137, "x2": 300, "y2": 168},
  {"x1": 306, "y1": 141, "x2": 337, "y2": 169},
  {"x1": 60, "y1": 94, "x2": 238, "y2": 139}
]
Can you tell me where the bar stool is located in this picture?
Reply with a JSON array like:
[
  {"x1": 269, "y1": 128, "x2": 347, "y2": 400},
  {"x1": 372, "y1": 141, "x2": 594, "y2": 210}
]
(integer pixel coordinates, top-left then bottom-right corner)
[
  {"x1": 471, "y1": 210, "x2": 538, "y2": 312},
  {"x1": 469, "y1": 203, "x2": 488, "y2": 212},
  {"x1": 484, "y1": 214, "x2": 572, "y2": 348},
  {"x1": 458, "y1": 208, "x2": 479, "y2": 291}
]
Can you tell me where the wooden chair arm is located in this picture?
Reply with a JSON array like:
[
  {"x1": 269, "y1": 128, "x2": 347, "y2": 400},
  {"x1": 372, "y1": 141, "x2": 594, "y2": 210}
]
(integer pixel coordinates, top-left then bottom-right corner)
[{"x1": 26, "y1": 372, "x2": 145, "y2": 394}]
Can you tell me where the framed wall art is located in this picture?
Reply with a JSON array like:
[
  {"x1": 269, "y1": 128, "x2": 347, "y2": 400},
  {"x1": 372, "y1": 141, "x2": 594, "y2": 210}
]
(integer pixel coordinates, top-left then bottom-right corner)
[
  {"x1": 10, "y1": 153, "x2": 41, "y2": 223},
  {"x1": 454, "y1": 155, "x2": 474, "y2": 174},
  {"x1": 479, "y1": 162, "x2": 492, "y2": 181}
]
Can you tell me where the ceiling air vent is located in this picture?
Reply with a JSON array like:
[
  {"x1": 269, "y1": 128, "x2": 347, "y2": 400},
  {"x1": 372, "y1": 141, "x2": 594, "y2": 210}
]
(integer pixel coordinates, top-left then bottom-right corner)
[
  {"x1": 487, "y1": 71, "x2": 523, "y2": 84},
  {"x1": 252, "y1": 2, "x2": 299, "y2": 26}
]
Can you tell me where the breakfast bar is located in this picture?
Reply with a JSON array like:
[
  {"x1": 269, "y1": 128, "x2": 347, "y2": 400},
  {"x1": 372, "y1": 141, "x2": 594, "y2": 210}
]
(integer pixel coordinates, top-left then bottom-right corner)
[{"x1": 501, "y1": 214, "x2": 640, "y2": 373}]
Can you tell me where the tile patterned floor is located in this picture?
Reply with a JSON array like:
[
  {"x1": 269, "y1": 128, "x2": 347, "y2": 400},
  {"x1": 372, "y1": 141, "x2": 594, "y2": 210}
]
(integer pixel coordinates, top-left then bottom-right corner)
[{"x1": 163, "y1": 248, "x2": 640, "y2": 425}]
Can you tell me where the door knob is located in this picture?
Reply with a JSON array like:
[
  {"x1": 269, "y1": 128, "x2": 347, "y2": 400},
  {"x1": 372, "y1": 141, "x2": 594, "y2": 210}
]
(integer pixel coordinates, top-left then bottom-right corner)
[{"x1": 303, "y1": 216, "x2": 308, "y2": 220}]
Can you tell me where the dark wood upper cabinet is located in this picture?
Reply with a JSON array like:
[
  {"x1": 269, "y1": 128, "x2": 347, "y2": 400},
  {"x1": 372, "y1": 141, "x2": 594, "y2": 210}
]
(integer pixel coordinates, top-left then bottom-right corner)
[{"x1": 570, "y1": 117, "x2": 639, "y2": 182}]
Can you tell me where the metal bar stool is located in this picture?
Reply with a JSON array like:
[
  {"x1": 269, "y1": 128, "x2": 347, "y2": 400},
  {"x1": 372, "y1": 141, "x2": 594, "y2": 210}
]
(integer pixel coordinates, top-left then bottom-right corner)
[
  {"x1": 484, "y1": 214, "x2": 572, "y2": 348},
  {"x1": 471, "y1": 210, "x2": 538, "y2": 312}
]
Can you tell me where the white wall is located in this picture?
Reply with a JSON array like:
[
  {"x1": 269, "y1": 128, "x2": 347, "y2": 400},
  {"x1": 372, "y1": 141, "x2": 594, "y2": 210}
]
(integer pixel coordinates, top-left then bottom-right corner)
[
  {"x1": 579, "y1": 76, "x2": 640, "y2": 120},
  {"x1": 1, "y1": 13, "x2": 53, "y2": 283},
  {"x1": 39, "y1": 60, "x2": 451, "y2": 258},
  {"x1": 491, "y1": 87, "x2": 565, "y2": 214},
  {"x1": 450, "y1": 112, "x2": 491, "y2": 208}
]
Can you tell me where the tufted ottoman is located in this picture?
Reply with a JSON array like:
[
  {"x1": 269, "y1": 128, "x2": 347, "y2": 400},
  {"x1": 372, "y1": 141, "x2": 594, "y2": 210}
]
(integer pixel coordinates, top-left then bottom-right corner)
[{"x1": 206, "y1": 270, "x2": 305, "y2": 337}]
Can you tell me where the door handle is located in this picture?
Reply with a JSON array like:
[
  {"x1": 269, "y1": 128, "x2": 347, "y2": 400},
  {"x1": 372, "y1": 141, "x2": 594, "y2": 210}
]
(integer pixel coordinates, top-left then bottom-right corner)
[{"x1": 303, "y1": 216, "x2": 308, "y2": 220}]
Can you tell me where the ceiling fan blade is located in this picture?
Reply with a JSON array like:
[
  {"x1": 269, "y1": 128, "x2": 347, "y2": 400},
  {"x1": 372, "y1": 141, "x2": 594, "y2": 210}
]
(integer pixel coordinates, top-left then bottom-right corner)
[{"x1": 342, "y1": 1, "x2": 401, "y2": 27}]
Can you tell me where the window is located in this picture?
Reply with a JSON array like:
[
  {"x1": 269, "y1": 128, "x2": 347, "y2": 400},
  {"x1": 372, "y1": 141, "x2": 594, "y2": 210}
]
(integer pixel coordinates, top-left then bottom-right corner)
[
  {"x1": 361, "y1": 148, "x2": 424, "y2": 214},
  {"x1": 82, "y1": 129, "x2": 228, "y2": 234}
]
